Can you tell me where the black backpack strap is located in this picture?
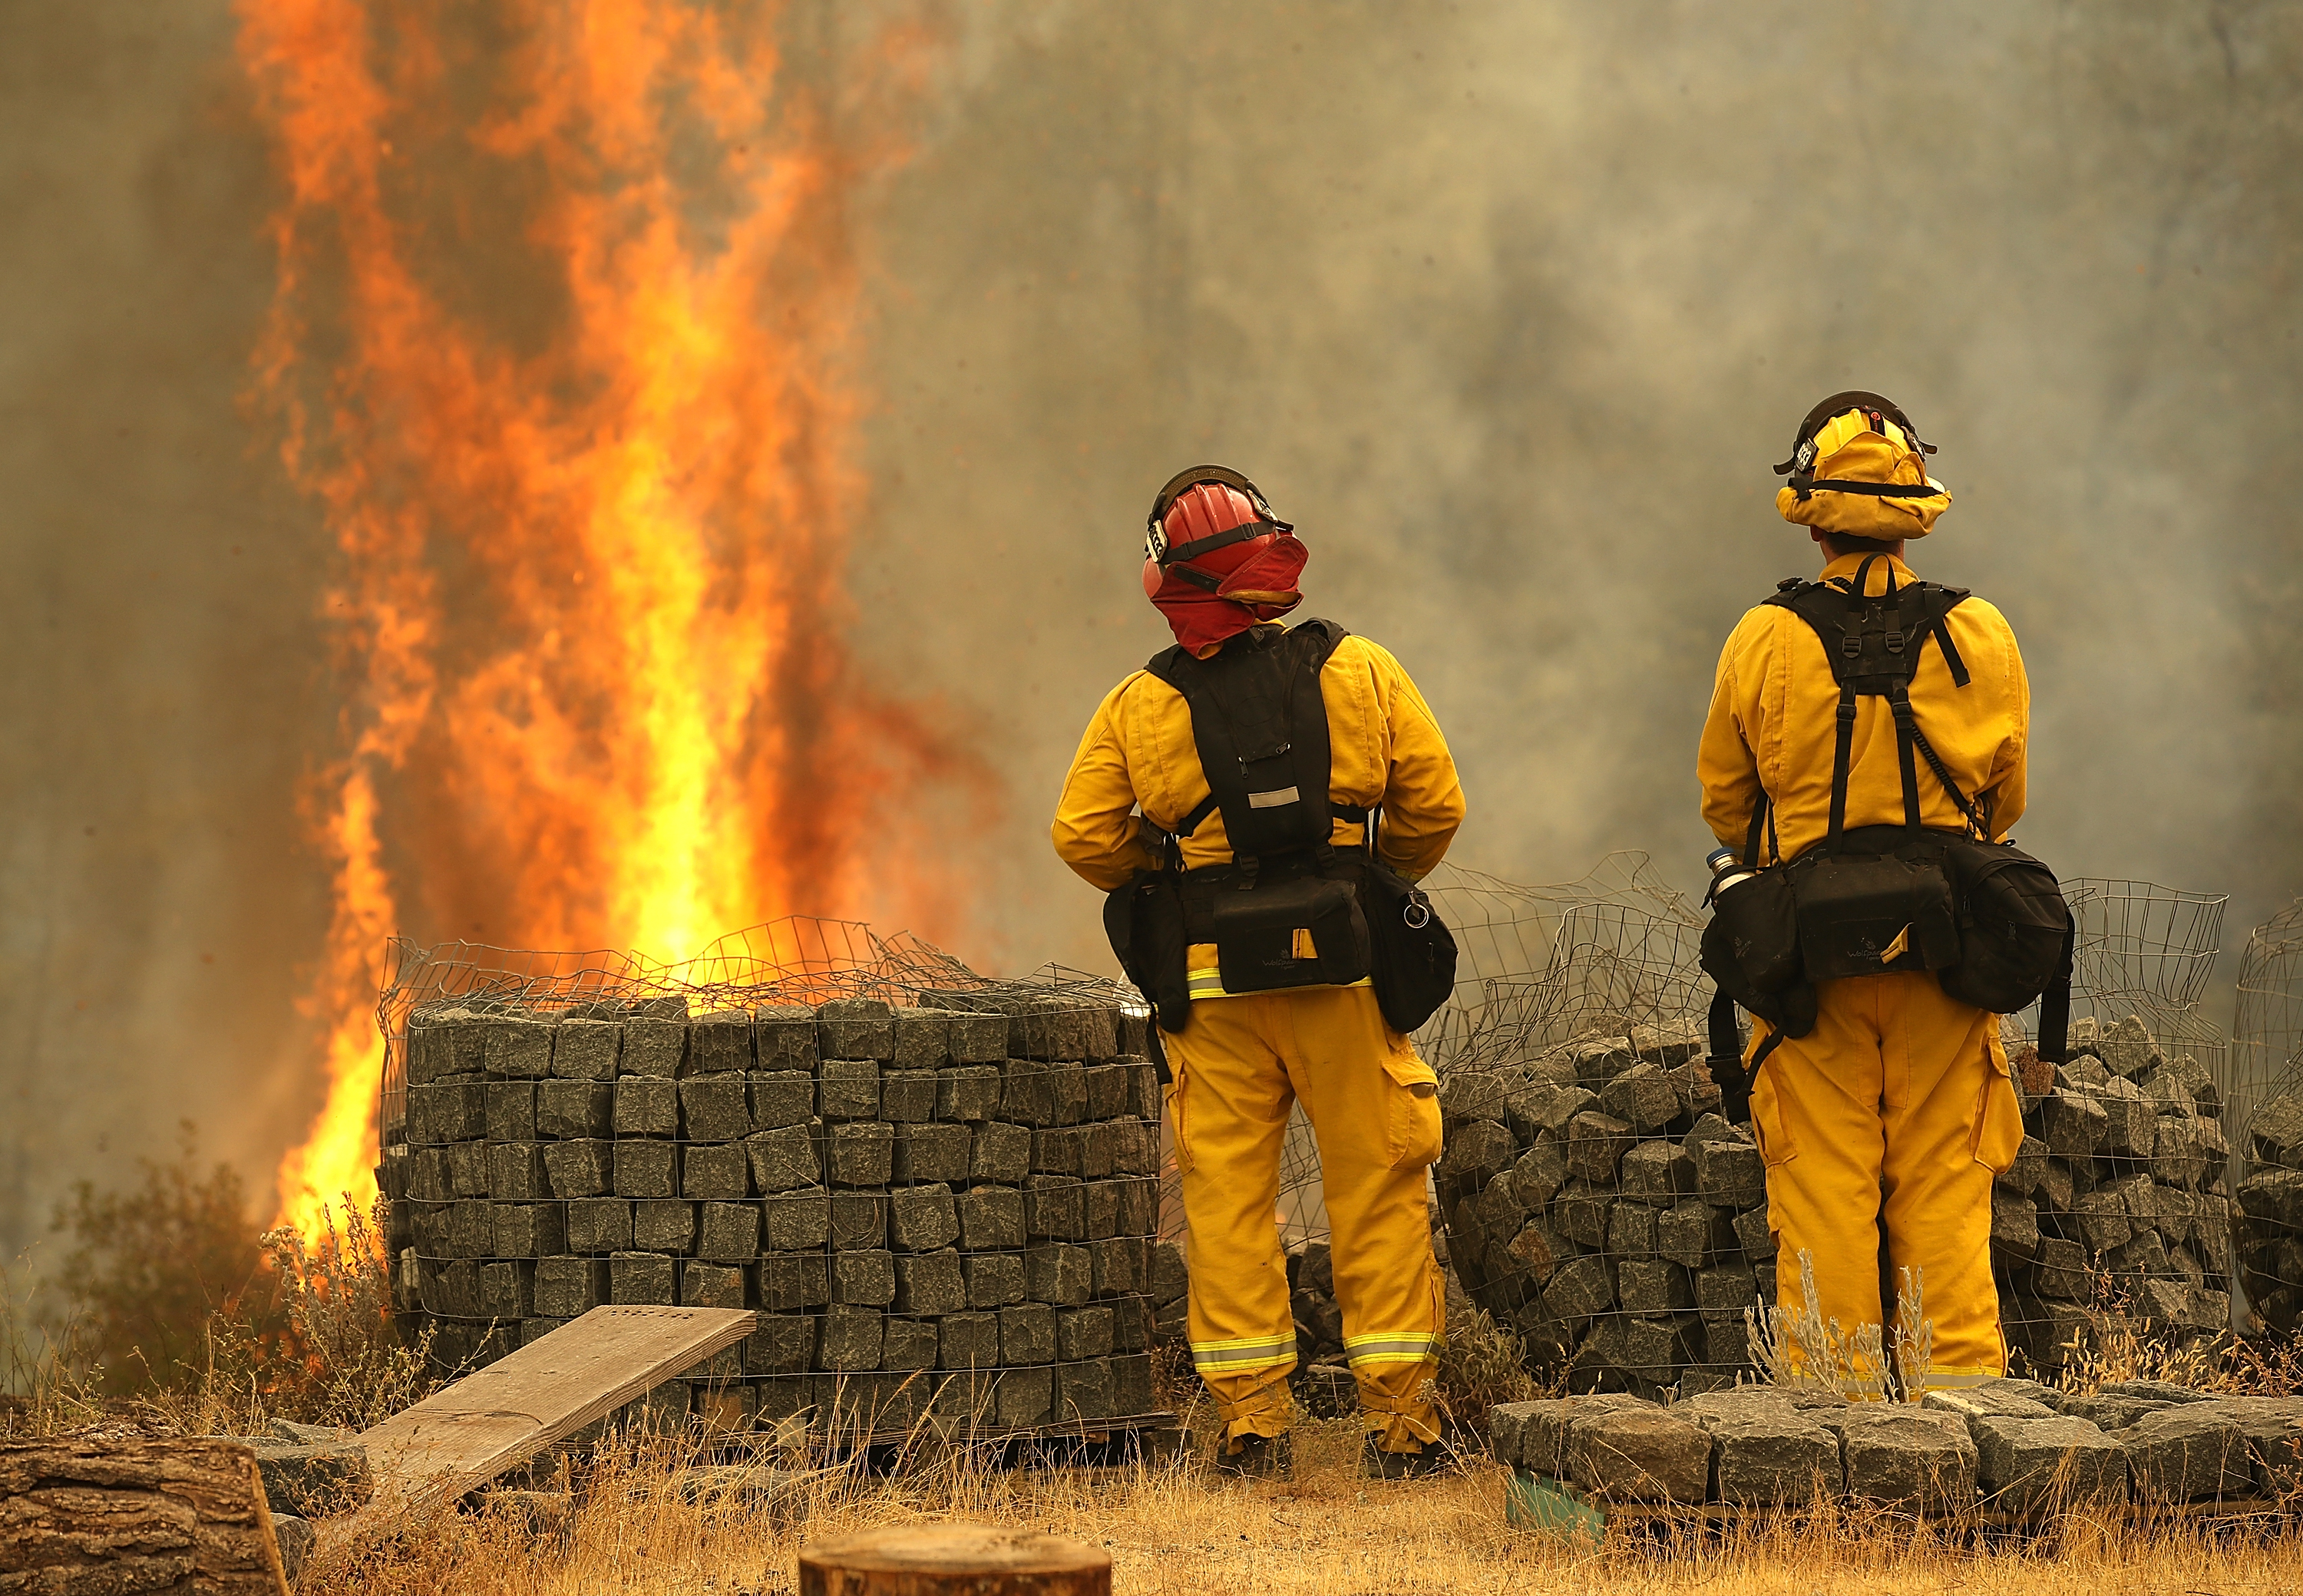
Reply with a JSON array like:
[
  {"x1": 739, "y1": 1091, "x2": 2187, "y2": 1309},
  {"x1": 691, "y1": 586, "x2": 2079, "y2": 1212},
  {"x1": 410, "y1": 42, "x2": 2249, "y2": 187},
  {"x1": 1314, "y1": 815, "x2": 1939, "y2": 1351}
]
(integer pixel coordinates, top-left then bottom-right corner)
[
  {"x1": 1931, "y1": 615, "x2": 1971, "y2": 687},
  {"x1": 2035, "y1": 910, "x2": 2076, "y2": 1065},
  {"x1": 1143, "y1": 643, "x2": 1221, "y2": 842},
  {"x1": 1706, "y1": 986, "x2": 1748, "y2": 1122}
]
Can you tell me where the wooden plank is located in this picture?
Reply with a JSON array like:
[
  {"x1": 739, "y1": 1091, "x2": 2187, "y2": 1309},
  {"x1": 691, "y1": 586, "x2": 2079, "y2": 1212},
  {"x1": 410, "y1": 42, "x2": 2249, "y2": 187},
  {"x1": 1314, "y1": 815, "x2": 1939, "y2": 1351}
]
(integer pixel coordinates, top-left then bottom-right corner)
[
  {"x1": 359, "y1": 1306, "x2": 755, "y2": 1511},
  {"x1": 0, "y1": 1433, "x2": 290, "y2": 1594}
]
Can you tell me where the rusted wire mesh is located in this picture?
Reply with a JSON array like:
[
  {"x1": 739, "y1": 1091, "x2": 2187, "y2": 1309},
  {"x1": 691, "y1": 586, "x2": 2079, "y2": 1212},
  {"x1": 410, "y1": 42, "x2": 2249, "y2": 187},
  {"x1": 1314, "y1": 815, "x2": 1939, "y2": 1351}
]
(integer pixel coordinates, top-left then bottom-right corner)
[
  {"x1": 2234, "y1": 900, "x2": 2303, "y2": 1338},
  {"x1": 375, "y1": 920, "x2": 1102, "y2": 1149}
]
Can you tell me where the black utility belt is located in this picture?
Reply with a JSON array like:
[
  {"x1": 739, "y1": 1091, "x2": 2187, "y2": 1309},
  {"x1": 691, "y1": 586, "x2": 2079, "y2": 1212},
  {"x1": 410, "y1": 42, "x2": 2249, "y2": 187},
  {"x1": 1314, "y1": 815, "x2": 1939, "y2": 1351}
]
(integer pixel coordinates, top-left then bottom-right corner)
[
  {"x1": 1102, "y1": 846, "x2": 1458, "y2": 1038},
  {"x1": 1698, "y1": 824, "x2": 2072, "y2": 1043}
]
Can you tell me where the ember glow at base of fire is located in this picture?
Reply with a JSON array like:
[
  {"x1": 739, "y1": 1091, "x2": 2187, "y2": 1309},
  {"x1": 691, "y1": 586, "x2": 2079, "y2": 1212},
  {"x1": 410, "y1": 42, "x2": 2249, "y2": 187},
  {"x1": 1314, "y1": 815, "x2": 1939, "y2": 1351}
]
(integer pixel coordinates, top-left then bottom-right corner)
[{"x1": 238, "y1": 1, "x2": 975, "y2": 1238}]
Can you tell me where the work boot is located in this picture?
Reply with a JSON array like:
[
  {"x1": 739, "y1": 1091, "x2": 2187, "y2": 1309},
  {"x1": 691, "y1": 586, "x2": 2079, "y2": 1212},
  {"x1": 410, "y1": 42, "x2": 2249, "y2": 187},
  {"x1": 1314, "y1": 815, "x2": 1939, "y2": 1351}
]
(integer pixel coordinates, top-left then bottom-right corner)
[
  {"x1": 1209, "y1": 1431, "x2": 1292, "y2": 1480},
  {"x1": 1359, "y1": 1423, "x2": 1465, "y2": 1481}
]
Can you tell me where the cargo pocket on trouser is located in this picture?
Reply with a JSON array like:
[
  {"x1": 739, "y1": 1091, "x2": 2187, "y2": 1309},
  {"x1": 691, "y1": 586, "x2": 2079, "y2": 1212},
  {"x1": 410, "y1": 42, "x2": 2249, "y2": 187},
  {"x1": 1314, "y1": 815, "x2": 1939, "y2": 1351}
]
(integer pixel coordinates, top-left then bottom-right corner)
[
  {"x1": 1749, "y1": 1034, "x2": 1798, "y2": 1171},
  {"x1": 1164, "y1": 1076, "x2": 1193, "y2": 1177},
  {"x1": 1971, "y1": 1032, "x2": 2024, "y2": 1175},
  {"x1": 1381, "y1": 1046, "x2": 1442, "y2": 1170}
]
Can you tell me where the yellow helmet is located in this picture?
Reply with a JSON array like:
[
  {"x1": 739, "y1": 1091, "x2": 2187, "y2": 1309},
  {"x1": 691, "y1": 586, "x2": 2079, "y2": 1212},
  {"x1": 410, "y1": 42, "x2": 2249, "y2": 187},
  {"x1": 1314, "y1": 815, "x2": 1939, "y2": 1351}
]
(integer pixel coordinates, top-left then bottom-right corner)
[{"x1": 1773, "y1": 390, "x2": 1951, "y2": 539}]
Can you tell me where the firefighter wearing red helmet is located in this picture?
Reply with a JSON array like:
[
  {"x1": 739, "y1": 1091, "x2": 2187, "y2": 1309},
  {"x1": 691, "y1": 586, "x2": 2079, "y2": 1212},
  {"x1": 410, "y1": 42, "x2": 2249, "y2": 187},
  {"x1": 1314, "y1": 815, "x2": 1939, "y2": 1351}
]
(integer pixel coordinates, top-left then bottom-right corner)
[{"x1": 1053, "y1": 466, "x2": 1468, "y2": 1477}]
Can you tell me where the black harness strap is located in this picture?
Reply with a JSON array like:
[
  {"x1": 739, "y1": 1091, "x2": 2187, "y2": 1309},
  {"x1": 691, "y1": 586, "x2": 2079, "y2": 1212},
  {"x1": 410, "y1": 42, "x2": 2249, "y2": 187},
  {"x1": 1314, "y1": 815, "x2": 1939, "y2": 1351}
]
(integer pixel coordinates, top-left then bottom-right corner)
[
  {"x1": 1829, "y1": 682, "x2": 1860, "y2": 847},
  {"x1": 1173, "y1": 794, "x2": 1219, "y2": 838},
  {"x1": 1891, "y1": 682, "x2": 1926, "y2": 833},
  {"x1": 1768, "y1": 560, "x2": 1980, "y2": 846},
  {"x1": 1743, "y1": 788, "x2": 1772, "y2": 870},
  {"x1": 1931, "y1": 617, "x2": 1971, "y2": 688}
]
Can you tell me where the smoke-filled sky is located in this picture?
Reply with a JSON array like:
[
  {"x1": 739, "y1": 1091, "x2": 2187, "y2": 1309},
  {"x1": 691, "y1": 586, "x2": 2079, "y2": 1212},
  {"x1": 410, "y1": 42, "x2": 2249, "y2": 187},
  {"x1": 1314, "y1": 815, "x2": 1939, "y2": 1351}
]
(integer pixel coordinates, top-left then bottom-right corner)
[{"x1": 4, "y1": 2, "x2": 2299, "y2": 1255}]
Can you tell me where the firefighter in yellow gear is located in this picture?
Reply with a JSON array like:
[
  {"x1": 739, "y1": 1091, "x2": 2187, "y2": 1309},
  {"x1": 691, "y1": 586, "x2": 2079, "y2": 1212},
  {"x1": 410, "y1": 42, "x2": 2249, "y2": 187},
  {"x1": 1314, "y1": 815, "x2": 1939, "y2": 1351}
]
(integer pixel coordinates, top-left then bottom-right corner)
[
  {"x1": 1053, "y1": 467, "x2": 1466, "y2": 1475},
  {"x1": 1698, "y1": 395, "x2": 2030, "y2": 1391}
]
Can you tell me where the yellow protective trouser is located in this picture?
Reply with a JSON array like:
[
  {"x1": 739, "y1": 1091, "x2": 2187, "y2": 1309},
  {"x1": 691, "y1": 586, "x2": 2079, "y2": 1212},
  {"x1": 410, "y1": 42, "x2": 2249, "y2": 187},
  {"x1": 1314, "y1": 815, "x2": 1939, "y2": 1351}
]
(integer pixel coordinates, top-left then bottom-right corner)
[
  {"x1": 1749, "y1": 970, "x2": 2027, "y2": 1392},
  {"x1": 1165, "y1": 984, "x2": 1446, "y2": 1450}
]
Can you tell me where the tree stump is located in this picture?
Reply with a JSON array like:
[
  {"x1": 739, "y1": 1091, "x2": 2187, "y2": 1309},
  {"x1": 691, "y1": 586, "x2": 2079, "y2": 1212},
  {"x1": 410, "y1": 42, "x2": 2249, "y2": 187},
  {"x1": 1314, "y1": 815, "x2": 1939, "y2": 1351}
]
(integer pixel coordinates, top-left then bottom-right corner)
[
  {"x1": 0, "y1": 1432, "x2": 289, "y2": 1594},
  {"x1": 798, "y1": 1522, "x2": 1111, "y2": 1596}
]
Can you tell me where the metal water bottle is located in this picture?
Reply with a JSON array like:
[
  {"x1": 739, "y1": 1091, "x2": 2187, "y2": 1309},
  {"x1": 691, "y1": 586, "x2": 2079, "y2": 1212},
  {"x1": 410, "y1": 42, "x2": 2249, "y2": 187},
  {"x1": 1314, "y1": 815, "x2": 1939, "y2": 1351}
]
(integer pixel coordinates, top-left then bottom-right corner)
[{"x1": 1706, "y1": 845, "x2": 1759, "y2": 904}]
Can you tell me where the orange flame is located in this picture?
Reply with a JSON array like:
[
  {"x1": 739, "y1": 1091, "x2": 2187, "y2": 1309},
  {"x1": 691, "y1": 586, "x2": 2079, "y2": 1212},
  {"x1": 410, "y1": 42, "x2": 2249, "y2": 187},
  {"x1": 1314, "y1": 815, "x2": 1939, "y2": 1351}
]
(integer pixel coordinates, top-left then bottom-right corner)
[{"x1": 238, "y1": 1, "x2": 978, "y2": 1237}]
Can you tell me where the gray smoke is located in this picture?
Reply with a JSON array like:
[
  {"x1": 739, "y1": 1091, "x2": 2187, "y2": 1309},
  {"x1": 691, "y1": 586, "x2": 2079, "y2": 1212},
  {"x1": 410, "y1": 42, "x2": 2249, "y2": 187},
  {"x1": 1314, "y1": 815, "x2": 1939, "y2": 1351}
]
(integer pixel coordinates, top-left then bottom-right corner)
[{"x1": 3, "y1": 2, "x2": 2298, "y2": 1256}]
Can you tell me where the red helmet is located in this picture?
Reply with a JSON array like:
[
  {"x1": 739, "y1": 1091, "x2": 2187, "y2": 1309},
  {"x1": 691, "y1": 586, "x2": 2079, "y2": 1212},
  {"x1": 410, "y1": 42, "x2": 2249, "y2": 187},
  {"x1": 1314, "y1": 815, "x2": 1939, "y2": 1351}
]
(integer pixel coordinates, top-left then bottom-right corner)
[{"x1": 1141, "y1": 465, "x2": 1307, "y2": 649}]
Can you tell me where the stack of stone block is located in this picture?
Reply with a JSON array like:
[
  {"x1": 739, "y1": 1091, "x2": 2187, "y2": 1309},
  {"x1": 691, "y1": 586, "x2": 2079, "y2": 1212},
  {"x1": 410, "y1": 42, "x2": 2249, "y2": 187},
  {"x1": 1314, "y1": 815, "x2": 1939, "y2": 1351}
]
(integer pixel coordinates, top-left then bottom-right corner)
[
  {"x1": 1996, "y1": 1015, "x2": 2237, "y2": 1368},
  {"x1": 1435, "y1": 1019, "x2": 1769, "y2": 1398},
  {"x1": 380, "y1": 989, "x2": 1165, "y2": 1438},
  {"x1": 1487, "y1": 1377, "x2": 2302, "y2": 1512},
  {"x1": 1148, "y1": 1239, "x2": 1188, "y2": 1350},
  {"x1": 2238, "y1": 1072, "x2": 2303, "y2": 1336}
]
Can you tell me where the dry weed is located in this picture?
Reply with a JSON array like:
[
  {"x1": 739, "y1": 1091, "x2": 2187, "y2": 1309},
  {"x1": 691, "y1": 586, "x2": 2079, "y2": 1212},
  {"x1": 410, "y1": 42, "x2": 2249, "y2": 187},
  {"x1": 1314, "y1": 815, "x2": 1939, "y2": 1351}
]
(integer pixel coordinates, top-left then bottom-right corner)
[
  {"x1": 3, "y1": 1184, "x2": 444, "y2": 1439},
  {"x1": 1435, "y1": 1303, "x2": 1547, "y2": 1438},
  {"x1": 1746, "y1": 1249, "x2": 1898, "y2": 1401}
]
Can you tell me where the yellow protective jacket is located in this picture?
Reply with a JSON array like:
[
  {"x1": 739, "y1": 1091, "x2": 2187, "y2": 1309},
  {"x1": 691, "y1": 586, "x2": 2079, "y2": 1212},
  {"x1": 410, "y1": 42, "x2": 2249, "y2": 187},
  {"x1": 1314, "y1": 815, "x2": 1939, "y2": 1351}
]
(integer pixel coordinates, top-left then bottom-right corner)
[
  {"x1": 1052, "y1": 625, "x2": 1465, "y2": 891},
  {"x1": 1699, "y1": 551, "x2": 2028, "y2": 862}
]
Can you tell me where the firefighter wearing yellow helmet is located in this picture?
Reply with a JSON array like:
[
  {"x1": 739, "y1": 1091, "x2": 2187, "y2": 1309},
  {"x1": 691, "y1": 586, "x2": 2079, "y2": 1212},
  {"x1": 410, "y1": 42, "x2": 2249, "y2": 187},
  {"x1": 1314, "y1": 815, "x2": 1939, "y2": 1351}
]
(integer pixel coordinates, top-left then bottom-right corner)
[
  {"x1": 1052, "y1": 466, "x2": 1467, "y2": 1476},
  {"x1": 1697, "y1": 393, "x2": 2063, "y2": 1393}
]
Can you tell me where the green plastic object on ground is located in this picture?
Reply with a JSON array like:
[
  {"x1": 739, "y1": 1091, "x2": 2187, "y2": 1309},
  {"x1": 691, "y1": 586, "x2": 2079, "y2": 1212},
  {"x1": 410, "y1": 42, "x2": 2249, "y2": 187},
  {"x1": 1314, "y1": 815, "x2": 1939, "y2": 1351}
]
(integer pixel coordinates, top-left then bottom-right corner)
[{"x1": 1502, "y1": 1469, "x2": 1607, "y2": 1545}]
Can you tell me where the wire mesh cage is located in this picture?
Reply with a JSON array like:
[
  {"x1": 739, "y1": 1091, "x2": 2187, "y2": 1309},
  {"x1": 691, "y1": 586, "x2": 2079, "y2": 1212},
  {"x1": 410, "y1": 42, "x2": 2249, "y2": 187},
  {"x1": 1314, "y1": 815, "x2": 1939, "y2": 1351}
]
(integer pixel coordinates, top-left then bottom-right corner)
[
  {"x1": 2066, "y1": 879, "x2": 2229, "y2": 1013},
  {"x1": 2235, "y1": 900, "x2": 2303, "y2": 1105},
  {"x1": 372, "y1": 917, "x2": 1176, "y2": 1444},
  {"x1": 2233, "y1": 900, "x2": 2303, "y2": 1338}
]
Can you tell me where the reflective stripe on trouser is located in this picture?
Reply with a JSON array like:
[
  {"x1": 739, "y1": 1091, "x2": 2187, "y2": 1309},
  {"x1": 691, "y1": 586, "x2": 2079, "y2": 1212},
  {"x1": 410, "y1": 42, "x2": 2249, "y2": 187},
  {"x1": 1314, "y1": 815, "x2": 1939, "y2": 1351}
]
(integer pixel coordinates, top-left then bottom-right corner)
[
  {"x1": 1748, "y1": 970, "x2": 2024, "y2": 1392},
  {"x1": 1169, "y1": 984, "x2": 1446, "y2": 1450},
  {"x1": 1344, "y1": 1331, "x2": 1439, "y2": 1367}
]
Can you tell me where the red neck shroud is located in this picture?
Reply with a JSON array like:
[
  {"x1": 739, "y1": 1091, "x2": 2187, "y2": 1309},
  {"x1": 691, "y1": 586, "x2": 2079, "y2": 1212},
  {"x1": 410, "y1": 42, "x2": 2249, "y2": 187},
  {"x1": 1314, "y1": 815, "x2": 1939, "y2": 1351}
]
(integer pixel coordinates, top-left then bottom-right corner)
[{"x1": 1143, "y1": 482, "x2": 1307, "y2": 650}]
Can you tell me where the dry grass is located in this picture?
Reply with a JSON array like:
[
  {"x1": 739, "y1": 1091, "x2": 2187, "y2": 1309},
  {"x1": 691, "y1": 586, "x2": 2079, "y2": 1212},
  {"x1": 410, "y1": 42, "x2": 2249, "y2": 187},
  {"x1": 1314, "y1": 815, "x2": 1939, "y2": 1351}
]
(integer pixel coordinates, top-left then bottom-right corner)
[
  {"x1": 292, "y1": 1412, "x2": 2299, "y2": 1596},
  {"x1": 2047, "y1": 1273, "x2": 2303, "y2": 1399}
]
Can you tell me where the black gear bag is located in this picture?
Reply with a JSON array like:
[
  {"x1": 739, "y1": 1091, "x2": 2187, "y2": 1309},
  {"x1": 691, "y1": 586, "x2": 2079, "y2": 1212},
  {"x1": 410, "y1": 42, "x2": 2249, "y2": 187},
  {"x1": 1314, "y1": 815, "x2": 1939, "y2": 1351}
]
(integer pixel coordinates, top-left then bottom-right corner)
[{"x1": 1700, "y1": 557, "x2": 2073, "y2": 1116}]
